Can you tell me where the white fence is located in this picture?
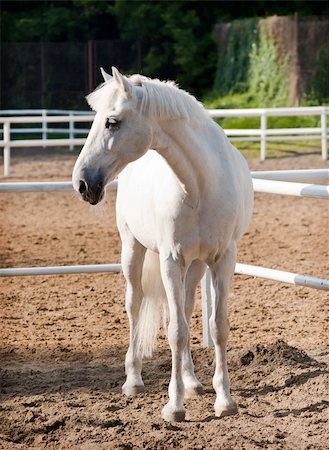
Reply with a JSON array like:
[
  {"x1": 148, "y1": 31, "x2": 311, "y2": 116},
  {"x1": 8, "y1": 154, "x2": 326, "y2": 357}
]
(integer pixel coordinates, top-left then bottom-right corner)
[
  {"x1": 0, "y1": 106, "x2": 328, "y2": 176},
  {"x1": 0, "y1": 113, "x2": 93, "y2": 177},
  {"x1": 1, "y1": 169, "x2": 328, "y2": 347},
  {"x1": 1, "y1": 171, "x2": 328, "y2": 198},
  {"x1": 209, "y1": 106, "x2": 328, "y2": 161}
]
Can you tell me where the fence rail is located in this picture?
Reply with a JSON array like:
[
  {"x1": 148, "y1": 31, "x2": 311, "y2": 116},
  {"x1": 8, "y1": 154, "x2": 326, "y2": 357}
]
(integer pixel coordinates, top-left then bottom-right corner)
[
  {"x1": 210, "y1": 106, "x2": 328, "y2": 160},
  {"x1": 1, "y1": 171, "x2": 327, "y2": 196},
  {"x1": 0, "y1": 106, "x2": 328, "y2": 176}
]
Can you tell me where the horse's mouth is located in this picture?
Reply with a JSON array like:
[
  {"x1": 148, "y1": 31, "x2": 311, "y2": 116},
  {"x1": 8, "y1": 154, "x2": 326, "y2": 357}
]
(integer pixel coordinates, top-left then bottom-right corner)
[
  {"x1": 79, "y1": 179, "x2": 105, "y2": 205},
  {"x1": 86, "y1": 191, "x2": 104, "y2": 205}
]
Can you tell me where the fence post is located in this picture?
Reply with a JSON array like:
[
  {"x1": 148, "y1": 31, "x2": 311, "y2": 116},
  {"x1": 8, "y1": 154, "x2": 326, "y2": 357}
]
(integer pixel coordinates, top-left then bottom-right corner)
[
  {"x1": 69, "y1": 113, "x2": 74, "y2": 151},
  {"x1": 201, "y1": 269, "x2": 213, "y2": 348},
  {"x1": 4, "y1": 121, "x2": 11, "y2": 177},
  {"x1": 42, "y1": 109, "x2": 47, "y2": 148},
  {"x1": 321, "y1": 108, "x2": 328, "y2": 160},
  {"x1": 260, "y1": 110, "x2": 267, "y2": 161}
]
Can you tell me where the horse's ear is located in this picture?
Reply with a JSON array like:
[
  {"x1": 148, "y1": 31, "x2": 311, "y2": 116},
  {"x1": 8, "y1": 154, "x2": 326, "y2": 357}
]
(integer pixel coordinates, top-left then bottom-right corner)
[
  {"x1": 112, "y1": 66, "x2": 132, "y2": 98},
  {"x1": 100, "y1": 67, "x2": 112, "y2": 82}
]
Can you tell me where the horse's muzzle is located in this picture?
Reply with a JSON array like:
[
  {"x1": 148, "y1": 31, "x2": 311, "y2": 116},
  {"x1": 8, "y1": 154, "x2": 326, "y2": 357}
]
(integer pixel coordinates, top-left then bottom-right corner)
[{"x1": 78, "y1": 178, "x2": 104, "y2": 205}]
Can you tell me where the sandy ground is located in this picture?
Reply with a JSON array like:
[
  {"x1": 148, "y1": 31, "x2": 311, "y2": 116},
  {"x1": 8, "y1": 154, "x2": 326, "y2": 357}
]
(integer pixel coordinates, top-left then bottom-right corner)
[{"x1": 0, "y1": 146, "x2": 328, "y2": 449}]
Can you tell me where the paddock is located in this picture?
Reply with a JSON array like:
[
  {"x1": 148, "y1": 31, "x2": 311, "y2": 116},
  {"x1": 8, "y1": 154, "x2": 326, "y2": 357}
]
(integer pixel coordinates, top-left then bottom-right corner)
[{"x1": 0, "y1": 148, "x2": 328, "y2": 449}]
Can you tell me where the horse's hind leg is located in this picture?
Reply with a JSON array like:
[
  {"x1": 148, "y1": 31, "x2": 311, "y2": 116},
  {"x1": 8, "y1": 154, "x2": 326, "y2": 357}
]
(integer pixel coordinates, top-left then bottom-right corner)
[
  {"x1": 209, "y1": 243, "x2": 238, "y2": 418},
  {"x1": 121, "y1": 230, "x2": 146, "y2": 396},
  {"x1": 183, "y1": 260, "x2": 206, "y2": 398}
]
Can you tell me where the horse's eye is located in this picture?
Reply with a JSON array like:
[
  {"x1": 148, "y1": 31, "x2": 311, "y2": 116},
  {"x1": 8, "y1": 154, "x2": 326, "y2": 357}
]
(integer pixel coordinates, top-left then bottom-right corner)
[{"x1": 105, "y1": 117, "x2": 120, "y2": 129}]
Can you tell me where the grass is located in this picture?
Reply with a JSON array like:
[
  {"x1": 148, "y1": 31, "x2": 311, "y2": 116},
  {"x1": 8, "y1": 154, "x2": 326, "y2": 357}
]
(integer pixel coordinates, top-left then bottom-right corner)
[
  {"x1": 203, "y1": 92, "x2": 324, "y2": 131},
  {"x1": 203, "y1": 91, "x2": 255, "y2": 110},
  {"x1": 215, "y1": 115, "x2": 322, "y2": 131},
  {"x1": 233, "y1": 139, "x2": 324, "y2": 160}
]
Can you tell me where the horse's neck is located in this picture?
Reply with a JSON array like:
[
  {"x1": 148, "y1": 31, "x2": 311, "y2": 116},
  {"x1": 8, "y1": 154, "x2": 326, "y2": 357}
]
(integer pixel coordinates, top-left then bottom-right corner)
[{"x1": 151, "y1": 120, "x2": 215, "y2": 207}]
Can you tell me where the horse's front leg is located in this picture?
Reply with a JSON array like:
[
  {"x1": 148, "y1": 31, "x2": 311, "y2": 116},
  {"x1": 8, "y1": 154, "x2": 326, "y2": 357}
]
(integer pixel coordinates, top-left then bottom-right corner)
[
  {"x1": 160, "y1": 254, "x2": 188, "y2": 422},
  {"x1": 209, "y1": 243, "x2": 238, "y2": 418},
  {"x1": 183, "y1": 260, "x2": 206, "y2": 398},
  {"x1": 121, "y1": 233, "x2": 146, "y2": 396}
]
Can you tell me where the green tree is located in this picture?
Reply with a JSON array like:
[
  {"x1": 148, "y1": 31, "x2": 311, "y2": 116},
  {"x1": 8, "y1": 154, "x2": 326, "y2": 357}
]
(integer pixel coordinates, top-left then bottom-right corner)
[
  {"x1": 2, "y1": 0, "x2": 328, "y2": 100},
  {"x1": 309, "y1": 44, "x2": 329, "y2": 103},
  {"x1": 110, "y1": 0, "x2": 219, "y2": 94},
  {"x1": 1, "y1": 0, "x2": 117, "y2": 42}
]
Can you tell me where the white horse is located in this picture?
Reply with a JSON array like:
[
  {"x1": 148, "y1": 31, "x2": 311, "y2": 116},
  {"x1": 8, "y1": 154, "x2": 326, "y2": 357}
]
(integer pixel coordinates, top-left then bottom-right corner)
[{"x1": 72, "y1": 67, "x2": 253, "y2": 422}]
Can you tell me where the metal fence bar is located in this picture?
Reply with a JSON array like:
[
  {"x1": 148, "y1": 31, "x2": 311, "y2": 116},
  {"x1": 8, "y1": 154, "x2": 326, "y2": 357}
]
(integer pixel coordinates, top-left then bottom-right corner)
[
  {"x1": 321, "y1": 109, "x2": 328, "y2": 160},
  {"x1": 0, "y1": 180, "x2": 118, "y2": 192},
  {"x1": 69, "y1": 113, "x2": 74, "y2": 151},
  {"x1": 235, "y1": 263, "x2": 329, "y2": 290},
  {"x1": 201, "y1": 264, "x2": 329, "y2": 347},
  {"x1": 42, "y1": 109, "x2": 47, "y2": 147},
  {"x1": 0, "y1": 109, "x2": 95, "y2": 115},
  {"x1": 251, "y1": 169, "x2": 329, "y2": 182},
  {"x1": 1, "y1": 261, "x2": 327, "y2": 285},
  {"x1": 3, "y1": 121, "x2": 10, "y2": 177},
  {"x1": 260, "y1": 110, "x2": 267, "y2": 160},
  {"x1": 208, "y1": 106, "x2": 329, "y2": 117},
  {"x1": 1, "y1": 178, "x2": 326, "y2": 199},
  {"x1": 6, "y1": 138, "x2": 86, "y2": 148},
  {"x1": 252, "y1": 179, "x2": 329, "y2": 199},
  {"x1": 0, "y1": 264, "x2": 122, "y2": 277},
  {"x1": 201, "y1": 270, "x2": 214, "y2": 347},
  {"x1": 0, "y1": 115, "x2": 94, "y2": 124}
]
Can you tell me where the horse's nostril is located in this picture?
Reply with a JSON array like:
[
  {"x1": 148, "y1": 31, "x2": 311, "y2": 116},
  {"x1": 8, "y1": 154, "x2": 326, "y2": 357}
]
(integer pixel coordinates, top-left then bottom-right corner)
[{"x1": 79, "y1": 179, "x2": 87, "y2": 194}]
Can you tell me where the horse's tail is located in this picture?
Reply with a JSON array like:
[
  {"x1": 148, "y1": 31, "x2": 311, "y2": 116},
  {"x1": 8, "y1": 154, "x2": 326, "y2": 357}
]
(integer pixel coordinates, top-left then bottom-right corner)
[{"x1": 136, "y1": 249, "x2": 167, "y2": 359}]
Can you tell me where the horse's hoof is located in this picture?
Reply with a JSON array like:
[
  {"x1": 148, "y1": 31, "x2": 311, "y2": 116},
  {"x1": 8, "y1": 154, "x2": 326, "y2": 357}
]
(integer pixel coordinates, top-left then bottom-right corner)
[
  {"x1": 122, "y1": 383, "x2": 145, "y2": 396},
  {"x1": 215, "y1": 401, "x2": 238, "y2": 418},
  {"x1": 161, "y1": 404, "x2": 186, "y2": 422},
  {"x1": 184, "y1": 384, "x2": 204, "y2": 399}
]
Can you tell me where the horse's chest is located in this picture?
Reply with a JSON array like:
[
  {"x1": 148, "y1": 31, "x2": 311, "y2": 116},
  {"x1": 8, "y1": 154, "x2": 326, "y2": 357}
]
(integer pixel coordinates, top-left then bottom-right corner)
[
  {"x1": 116, "y1": 153, "x2": 233, "y2": 256},
  {"x1": 119, "y1": 192, "x2": 194, "y2": 248}
]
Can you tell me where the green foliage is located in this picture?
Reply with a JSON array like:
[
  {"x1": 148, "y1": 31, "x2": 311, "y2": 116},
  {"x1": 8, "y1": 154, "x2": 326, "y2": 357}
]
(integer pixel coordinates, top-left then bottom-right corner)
[
  {"x1": 2, "y1": 6, "x2": 76, "y2": 41},
  {"x1": 248, "y1": 32, "x2": 289, "y2": 107},
  {"x1": 163, "y1": 7, "x2": 216, "y2": 91},
  {"x1": 204, "y1": 91, "x2": 256, "y2": 110},
  {"x1": 110, "y1": 0, "x2": 218, "y2": 94},
  {"x1": 308, "y1": 43, "x2": 329, "y2": 103},
  {"x1": 214, "y1": 18, "x2": 258, "y2": 95},
  {"x1": 2, "y1": 0, "x2": 329, "y2": 107},
  {"x1": 1, "y1": 1, "x2": 116, "y2": 42},
  {"x1": 211, "y1": 20, "x2": 290, "y2": 108},
  {"x1": 267, "y1": 115, "x2": 320, "y2": 129}
]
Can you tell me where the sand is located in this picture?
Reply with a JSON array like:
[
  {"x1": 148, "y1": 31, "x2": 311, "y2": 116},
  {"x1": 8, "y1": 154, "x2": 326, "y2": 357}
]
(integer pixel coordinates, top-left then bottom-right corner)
[{"x1": 0, "y1": 147, "x2": 328, "y2": 449}]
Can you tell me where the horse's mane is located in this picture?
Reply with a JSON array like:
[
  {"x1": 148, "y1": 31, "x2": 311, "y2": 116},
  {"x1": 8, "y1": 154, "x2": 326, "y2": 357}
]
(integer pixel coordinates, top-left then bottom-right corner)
[
  {"x1": 137, "y1": 77, "x2": 210, "y2": 126},
  {"x1": 87, "y1": 74, "x2": 210, "y2": 126}
]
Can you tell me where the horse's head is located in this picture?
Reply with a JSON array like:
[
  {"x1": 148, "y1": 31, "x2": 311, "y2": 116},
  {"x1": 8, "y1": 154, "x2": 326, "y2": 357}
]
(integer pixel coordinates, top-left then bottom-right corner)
[{"x1": 72, "y1": 67, "x2": 152, "y2": 205}]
